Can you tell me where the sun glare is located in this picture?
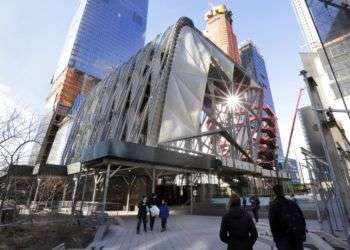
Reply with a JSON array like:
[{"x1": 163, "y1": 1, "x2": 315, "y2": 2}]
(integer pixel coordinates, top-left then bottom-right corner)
[{"x1": 226, "y1": 95, "x2": 240, "y2": 109}]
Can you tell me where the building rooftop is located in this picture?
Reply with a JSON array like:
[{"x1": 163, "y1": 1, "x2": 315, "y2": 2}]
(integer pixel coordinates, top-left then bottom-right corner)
[{"x1": 205, "y1": 4, "x2": 232, "y2": 21}]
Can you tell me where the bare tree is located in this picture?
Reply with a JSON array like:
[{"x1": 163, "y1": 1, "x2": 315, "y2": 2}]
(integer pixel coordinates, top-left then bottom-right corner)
[
  {"x1": 38, "y1": 178, "x2": 64, "y2": 209},
  {"x1": 0, "y1": 107, "x2": 41, "y2": 208}
]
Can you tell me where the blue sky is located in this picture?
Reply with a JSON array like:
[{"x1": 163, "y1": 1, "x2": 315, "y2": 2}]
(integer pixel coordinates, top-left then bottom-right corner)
[{"x1": 0, "y1": 0, "x2": 309, "y2": 155}]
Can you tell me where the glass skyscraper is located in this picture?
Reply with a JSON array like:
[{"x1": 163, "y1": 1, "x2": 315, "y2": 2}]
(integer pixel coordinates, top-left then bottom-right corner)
[
  {"x1": 240, "y1": 42, "x2": 276, "y2": 111},
  {"x1": 36, "y1": 0, "x2": 149, "y2": 166},
  {"x1": 305, "y1": 0, "x2": 350, "y2": 99},
  {"x1": 294, "y1": 0, "x2": 350, "y2": 147},
  {"x1": 54, "y1": 0, "x2": 149, "y2": 81},
  {"x1": 239, "y1": 41, "x2": 284, "y2": 162}
]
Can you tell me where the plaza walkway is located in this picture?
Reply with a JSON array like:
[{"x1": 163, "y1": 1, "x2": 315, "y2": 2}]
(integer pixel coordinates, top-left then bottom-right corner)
[{"x1": 87, "y1": 215, "x2": 321, "y2": 250}]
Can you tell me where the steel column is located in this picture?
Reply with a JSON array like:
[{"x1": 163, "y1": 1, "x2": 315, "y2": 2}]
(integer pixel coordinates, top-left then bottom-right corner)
[
  {"x1": 79, "y1": 173, "x2": 88, "y2": 215},
  {"x1": 26, "y1": 181, "x2": 34, "y2": 207},
  {"x1": 152, "y1": 168, "x2": 156, "y2": 193},
  {"x1": 102, "y1": 163, "x2": 111, "y2": 218},
  {"x1": 301, "y1": 70, "x2": 350, "y2": 245},
  {"x1": 71, "y1": 176, "x2": 79, "y2": 215},
  {"x1": 32, "y1": 178, "x2": 41, "y2": 210}
]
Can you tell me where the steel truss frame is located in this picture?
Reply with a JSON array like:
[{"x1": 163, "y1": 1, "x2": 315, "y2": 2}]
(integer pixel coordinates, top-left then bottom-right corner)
[{"x1": 62, "y1": 17, "x2": 270, "y2": 176}]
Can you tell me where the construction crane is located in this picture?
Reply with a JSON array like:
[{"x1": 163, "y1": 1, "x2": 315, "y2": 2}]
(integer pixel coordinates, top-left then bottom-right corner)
[{"x1": 283, "y1": 88, "x2": 305, "y2": 170}]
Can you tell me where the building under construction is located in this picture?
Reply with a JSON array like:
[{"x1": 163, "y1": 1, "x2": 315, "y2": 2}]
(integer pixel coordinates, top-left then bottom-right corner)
[
  {"x1": 59, "y1": 16, "x2": 286, "y2": 212},
  {"x1": 16, "y1": 5, "x2": 290, "y2": 214}
]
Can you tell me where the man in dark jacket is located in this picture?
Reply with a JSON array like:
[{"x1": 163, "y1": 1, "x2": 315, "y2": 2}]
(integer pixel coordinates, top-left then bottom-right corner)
[
  {"x1": 220, "y1": 193, "x2": 258, "y2": 250},
  {"x1": 249, "y1": 195, "x2": 260, "y2": 222},
  {"x1": 269, "y1": 185, "x2": 306, "y2": 250},
  {"x1": 242, "y1": 195, "x2": 247, "y2": 209},
  {"x1": 136, "y1": 196, "x2": 148, "y2": 234}
]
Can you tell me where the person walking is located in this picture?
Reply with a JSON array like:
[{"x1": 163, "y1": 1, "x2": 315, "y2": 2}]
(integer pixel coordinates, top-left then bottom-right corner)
[
  {"x1": 220, "y1": 193, "x2": 258, "y2": 250},
  {"x1": 269, "y1": 185, "x2": 306, "y2": 250},
  {"x1": 148, "y1": 193, "x2": 160, "y2": 231},
  {"x1": 242, "y1": 195, "x2": 247, "y2": 209},
  {"x1": 159, "y1": 199, "x2": 170, "y2": 232},
  {"x1": 137, "y1": 196, "x2": 148, "y2": 234},
  {"x1": 249, "y1": 195, "x2": 260, "y2": 222}
]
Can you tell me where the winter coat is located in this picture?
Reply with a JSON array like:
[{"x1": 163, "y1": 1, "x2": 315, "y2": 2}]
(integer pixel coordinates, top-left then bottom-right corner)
[
  {"x1": 148, "y1": 197, "x2": 160, "y2": 207},
  {"x1": 159, "y1": 204, "x2": 169, "y2": 219},
  {"x1": 268, "y1": 196, "x2": 306, "y2": 242},
  {"x1": 249, "y1": 196, "x2": 260, "y2": 210},
  {"x1": 220, "y1": 206, "x2": 258, "y2": 250},
  {"x1": 137, "y1": 201, "x2": 148, "y2": 218},
  {"x1": 148, "y1": 197, "x2": 159, "y2": 217},
  {"x1": 242, "y1": 197, "x2": 247, "y2": 206}
]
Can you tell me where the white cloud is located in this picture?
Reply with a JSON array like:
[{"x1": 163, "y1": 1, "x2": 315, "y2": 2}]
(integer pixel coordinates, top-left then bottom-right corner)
[{"x1": 0, "y1": 83, "x2": 34, "y2": 119}]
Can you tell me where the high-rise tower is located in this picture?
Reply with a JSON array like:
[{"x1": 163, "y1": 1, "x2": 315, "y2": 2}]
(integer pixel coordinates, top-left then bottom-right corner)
[
  {"x1": 240, "y1": 41, "x2": 283, "y2": 168},
  {"x1": 34, "y1": 0, "x2": 149, "y2": 167},
  {"x1": 204, "y1": 4, "x2": 241, "y2": 64},
  {"x1": 293, "y1": 0, "x2": 350, "y2": 150},
  {"x1": 48, "y1": 0, "x2": 149, "y2": 111}
]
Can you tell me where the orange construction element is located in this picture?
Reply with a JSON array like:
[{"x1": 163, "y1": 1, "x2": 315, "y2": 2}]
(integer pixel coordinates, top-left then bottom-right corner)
[
  {"x1": 47, "y1": 67, "x2": 99, "y2": 109},
  {"x1": 204, "y1": 4, "x2": 241, "y2": 64}
]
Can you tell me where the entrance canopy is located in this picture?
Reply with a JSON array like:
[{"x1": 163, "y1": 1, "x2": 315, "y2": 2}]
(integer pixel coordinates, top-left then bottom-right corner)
[{"x1": 81, "y1": 140, "x2": 221, "y2": 172}]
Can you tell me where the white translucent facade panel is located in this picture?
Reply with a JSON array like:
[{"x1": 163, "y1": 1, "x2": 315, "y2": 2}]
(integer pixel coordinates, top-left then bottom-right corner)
[
  {"x1": 158, "y1": 27, "x2": 211, "y2": 142},
  {"x1": 47, "y1": 118, "x2": 73, "y2": 165},
  {"x1": 159, "y1": 26, "x2": 257, "y2": 142}
]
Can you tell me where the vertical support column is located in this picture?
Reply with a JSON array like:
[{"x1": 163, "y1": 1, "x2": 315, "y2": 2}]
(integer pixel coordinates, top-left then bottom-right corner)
[
  {"x1": 305, "y1": 157, "x2": 321, "y2": 223},
  {"x1": 208, "y1": 173, "x2": 214, "y2": 200},
  {"x1": 298, "y1": 162, "x2": 307, "y2": 190},
  {"x1": 26, "y1": 181, "x2": 34, "y2": 207},
  {"x1": 102, "y1": 163, "x2": 111, "y2": 218},
  {"x1": 62, "y1": 183, "x2": 68, "y2": 202},
  {"x1": 126, "y1": 188, "x2": 131, "y2": 212},
  {"x1": 302, "y1": 71, "x2": 350, "y2": 245},
  {"x1": 71, "y1": 176, "x2": 79, "y2": 215},
  {"x1": 152, "y1": 168, "x2": 156, "y2": 194},
  {"x1": 79, "y1": 174, "x2": 88, "y2": 215},
  {"x1": 253, "y1": 177, "x2": 257, "y2": 194},
  {"x1": 190, "y1": 174, "x2": 194, "y2": 215},
  {"x1": 200, "y1": 174, "x2": 206, "y2": 203},
  {"x1": 92, "y1": 174, "x2": 98, "y2": 212},
  {"x1": 32, "y1": 178, "x2": 41, "y2": 210},
  {"x1": 61, "y1": 183, "x2": 68, "y2": 211}
]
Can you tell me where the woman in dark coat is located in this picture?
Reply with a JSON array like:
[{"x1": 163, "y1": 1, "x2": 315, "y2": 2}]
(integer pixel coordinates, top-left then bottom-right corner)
[
  {"x1": 220, "y1": 193, "x2": 258, "y2": 250},
  {"x1": 136, "y1": 196, "x2": 148, "y2": 234},
  {"x1": 159, "y1": 199, "x2": 170, "y2": 232}
]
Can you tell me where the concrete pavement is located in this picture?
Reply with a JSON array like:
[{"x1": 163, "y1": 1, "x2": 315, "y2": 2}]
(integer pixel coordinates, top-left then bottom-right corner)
[{"x1": 87, "y1": 215, "x2": 322, "y2": 250}]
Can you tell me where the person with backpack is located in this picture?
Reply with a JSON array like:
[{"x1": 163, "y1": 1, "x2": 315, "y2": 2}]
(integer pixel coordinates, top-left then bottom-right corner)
[
  {"x1": 136, "y1": 196, "x2": 148, "y2": 234},
  {"x1": 159, "y1": 199, "x2": 170, "y2": 232},
  {"x1": 220, "y1": 193, "x2": 258, "y2": 250},
  {"x1": 148, "y1": 193, "x2": 160, "y2": 231},
  {"x1": 249, "y1": 195, "x2": 260, "y2": 222},
  {"x1": 269, "y1": 185, "x2": 306, "y2": 250}
]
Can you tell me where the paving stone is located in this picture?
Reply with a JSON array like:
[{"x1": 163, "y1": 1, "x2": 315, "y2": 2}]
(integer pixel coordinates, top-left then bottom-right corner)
[{"x1": 87, "y1": 215, "x2": 321, "y2": 250}]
